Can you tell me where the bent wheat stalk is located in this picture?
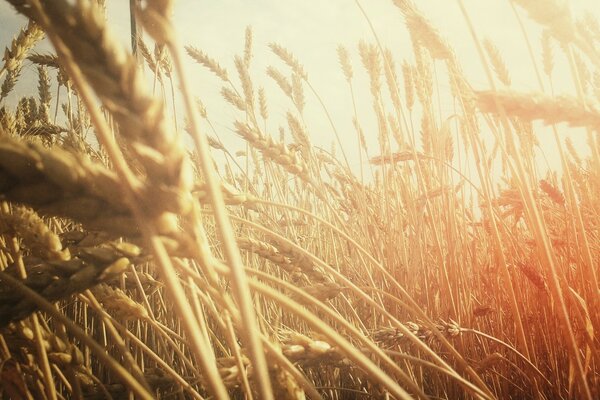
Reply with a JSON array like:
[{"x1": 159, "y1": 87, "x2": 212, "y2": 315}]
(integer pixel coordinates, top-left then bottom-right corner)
[{"x1": 139, "y1": 1, "x2": 274, "y2": 398}]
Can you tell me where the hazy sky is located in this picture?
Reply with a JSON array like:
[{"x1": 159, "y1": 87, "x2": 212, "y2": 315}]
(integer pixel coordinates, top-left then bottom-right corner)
[{"x1": 1, "y1": 1, "x2": 598, "y2": 174}]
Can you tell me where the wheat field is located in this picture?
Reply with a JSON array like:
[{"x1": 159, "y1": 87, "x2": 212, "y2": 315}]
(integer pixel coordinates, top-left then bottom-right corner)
[{"x1": 0, "y1": 0, "x2": 599, "y2": 399}]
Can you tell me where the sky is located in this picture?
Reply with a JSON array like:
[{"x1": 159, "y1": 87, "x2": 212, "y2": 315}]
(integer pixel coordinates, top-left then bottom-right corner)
[{"x1": 1, "y1": 0, "x2": 599, "y2": 177}]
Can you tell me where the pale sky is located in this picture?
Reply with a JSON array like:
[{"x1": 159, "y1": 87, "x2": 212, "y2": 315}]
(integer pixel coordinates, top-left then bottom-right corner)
[{"x1": 1, "y1": 1, "x2": 598, "y2": 175}]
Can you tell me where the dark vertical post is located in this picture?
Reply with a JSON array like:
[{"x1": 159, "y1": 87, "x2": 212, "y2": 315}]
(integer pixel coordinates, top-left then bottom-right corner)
[{"x1": 129, "y1": 0, "x2": 142, "y2": 63}]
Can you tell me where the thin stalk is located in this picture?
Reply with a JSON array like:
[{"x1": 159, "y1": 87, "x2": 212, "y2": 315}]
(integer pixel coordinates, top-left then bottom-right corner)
[
  {"x1": 0, "y1": 271, "x2": 153, "y2": 400},
  {"x1": 82, "y1": 291, "x2": 151, "y2": 392},
  {"x1": 167, "y1": 33, "x2": 274, "y2": 400},
  {"x1": 35, "y1": 13, "x2": 230, "y2": 398},
  {"x1": 1, "y1": 202, "x2": 57, "y2": 400},
  {"x1": 456, "y1": 2, "x2": 592, "y2": 398}
]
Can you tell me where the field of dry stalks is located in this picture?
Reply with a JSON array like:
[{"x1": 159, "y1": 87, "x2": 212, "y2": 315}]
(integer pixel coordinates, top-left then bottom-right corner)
[{"x1": 0, "y1": 0, "x2": 599, "y2": 399}]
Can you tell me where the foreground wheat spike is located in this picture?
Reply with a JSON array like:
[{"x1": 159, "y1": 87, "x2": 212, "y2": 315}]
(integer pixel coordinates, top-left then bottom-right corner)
[
  {"x1": 6, "y1": 0, "x2": 193, "y2": 218},
  {"x1": 476, "y1": 90, "x2": 600, "y2": 130},
  {"x1": 0, "y1": 241, "x2": 140, "y2": 326},
  {"x1": 0, "y1": 136, "x2": 254, "y2": 243},
  {"x1": 0, "y1": 136, "x2": 139, "y2": 237}
]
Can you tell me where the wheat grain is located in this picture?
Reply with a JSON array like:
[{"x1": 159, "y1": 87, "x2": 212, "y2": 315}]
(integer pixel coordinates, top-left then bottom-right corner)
[
  {"x1": 484, "y1": 39, "x2": 511, "y2": 86},
  {"x1": 221, "y1": 86, "x2": 246, "y2": 111},
  {"x1": 234, "y1": 121, "x2": 310, "y2": 182},
  {"x1": 186, "y1": 45, "x2": 229, "y2": 81},
  {"x1": 235, "y1": 55, "x2": 254, "y2": 110},
  {"x1": 541, "y1": 30, "x2": 554, "y2": 78},
  {"x1": 269, "y1": 43, "x2": 307, "y2": 80},
  {"x1": 291, "y1": 73, "x2": 305, "y2": 113},
  {"x1": 539, "y1": 179, "x2": 566, "y2": 206},
  {"x1": 0, "y1": 205, "x2": 69, "y2": 261},
  {"x1": 258, "y1": 87, "x2": 268, "y2": 120},
  {"x1": 91, "y1": 283, "x2": 149, "y2": 320},
  {"x1": 1, "y1": 21, "x2": 44, "y2": 75},
  {"x1": 27, "y1": 53, "x2": 59, "y2": 68},
  {"x1": 266, "y1": 66, "x2": 293, "y2": 98},
  {"x1": 337, "y1": 45, "x2": 353, "y2": 81}
]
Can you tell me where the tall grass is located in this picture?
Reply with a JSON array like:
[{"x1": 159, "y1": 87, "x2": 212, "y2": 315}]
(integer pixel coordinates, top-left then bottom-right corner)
[{"x1": 0, "y1": 0, "x2": 598, "y2": 399}]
